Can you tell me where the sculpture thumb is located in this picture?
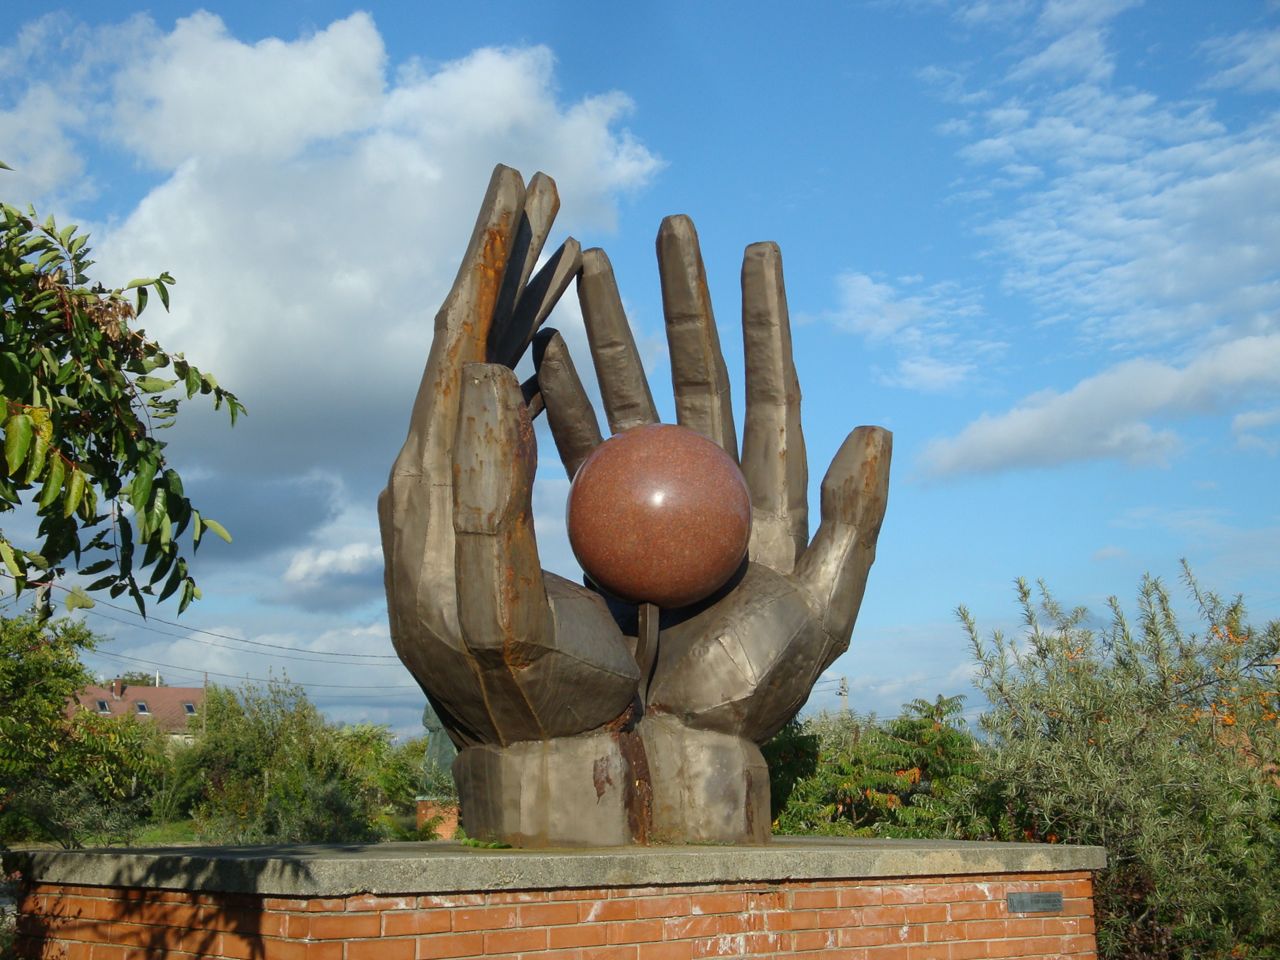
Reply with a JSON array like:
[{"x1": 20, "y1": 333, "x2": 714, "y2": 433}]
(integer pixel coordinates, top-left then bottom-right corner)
[{"x1": 794, "y1": 425, "x2": 892, "y2": 671}]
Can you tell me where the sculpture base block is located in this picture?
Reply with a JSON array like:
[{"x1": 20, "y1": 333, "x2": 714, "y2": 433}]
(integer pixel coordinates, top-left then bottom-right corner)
[
  {"x1": 452, "y1": 719, "x2": 771, "y2": 847},
  {"x1": 9, "y1": 839, "x2": 1106, "y2": 960}
]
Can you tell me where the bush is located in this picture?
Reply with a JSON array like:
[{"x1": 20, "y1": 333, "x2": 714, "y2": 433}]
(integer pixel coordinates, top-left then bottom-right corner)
[
  {"x1": 960, "y1": 568, "x2": 1280, "y2": 959},
  {"x1": 182, "y1": 681, "x2": 386, "y2": 844},
  {"x1": 766, "y1": 695, "x2": 983, "y2": 838}
]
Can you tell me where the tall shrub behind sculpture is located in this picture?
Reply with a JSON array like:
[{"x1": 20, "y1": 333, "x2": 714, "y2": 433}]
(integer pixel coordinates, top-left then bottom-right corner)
[
  {"x1": 187, "y1": 681, "x2": 380, "y2": 844},
  {"x1": 960, "y1": 569, "x2": 1280, "y2": 959}
]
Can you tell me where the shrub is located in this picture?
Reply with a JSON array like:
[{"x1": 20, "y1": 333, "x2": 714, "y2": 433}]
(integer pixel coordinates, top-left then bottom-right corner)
[
  {"x1": 184, "y1": 681, "x2": 382, "y2": 844},
  {"x1": 766, "y1": 695, "x2": 983, "y2": 838},
  {"x1": 959, "y1": 567, "x2": 1280, "y2": 958}
]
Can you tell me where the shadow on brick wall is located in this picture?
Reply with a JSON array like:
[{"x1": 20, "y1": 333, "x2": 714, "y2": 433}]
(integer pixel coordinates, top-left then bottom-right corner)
[{"x1": 3, "y1": 843, "x2": 348, "y2": 958}]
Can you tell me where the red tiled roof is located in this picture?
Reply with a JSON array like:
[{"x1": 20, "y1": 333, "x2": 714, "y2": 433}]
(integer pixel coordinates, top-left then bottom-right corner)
[{"x1": 73, "y1": 682, "x2": 205, "y2": 735}]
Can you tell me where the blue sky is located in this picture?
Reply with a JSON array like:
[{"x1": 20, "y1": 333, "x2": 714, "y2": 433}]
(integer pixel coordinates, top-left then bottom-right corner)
[{"x1": 3, "y1": 0, "x2": 1278, "y2": 735}]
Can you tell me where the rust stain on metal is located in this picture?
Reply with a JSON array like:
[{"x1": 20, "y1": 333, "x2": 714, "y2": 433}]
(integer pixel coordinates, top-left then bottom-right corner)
[
  {"x1": 474, "y1": 223, "x2": 511, "y2": 354},
  {"x1": 617, "y1": 729, "x2": 652, "y2": 845},
  {"x1": 592, "y1": 756, "x2": 613, "y2": 800}
]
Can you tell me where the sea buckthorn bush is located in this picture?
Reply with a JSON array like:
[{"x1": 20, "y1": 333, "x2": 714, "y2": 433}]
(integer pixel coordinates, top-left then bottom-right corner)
[{"x1": 960, "y1": 567, "x2": 1280, "y2": 959}]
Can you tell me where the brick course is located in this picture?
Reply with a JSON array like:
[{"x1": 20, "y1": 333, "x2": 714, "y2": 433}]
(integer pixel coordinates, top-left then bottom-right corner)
[{"x1": 17, "y1": 871, "x2": 1097, "y2": 959}]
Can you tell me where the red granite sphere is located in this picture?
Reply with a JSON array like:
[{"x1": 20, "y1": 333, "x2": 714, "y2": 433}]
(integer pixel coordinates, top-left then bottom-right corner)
[{"x1": 566, "y1": 423, "x2": 752, "y2": 608}]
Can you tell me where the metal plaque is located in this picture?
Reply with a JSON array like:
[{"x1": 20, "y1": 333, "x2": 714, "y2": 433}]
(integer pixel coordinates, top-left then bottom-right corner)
[{"x1": 1007, "y1": 892, "x2": 1064, "y2": 914}]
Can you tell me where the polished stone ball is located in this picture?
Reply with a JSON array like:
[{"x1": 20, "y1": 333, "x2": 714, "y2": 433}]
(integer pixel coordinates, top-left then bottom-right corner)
[{"x1": 566, "y1": 423, "x2": 752, "y2": 608}]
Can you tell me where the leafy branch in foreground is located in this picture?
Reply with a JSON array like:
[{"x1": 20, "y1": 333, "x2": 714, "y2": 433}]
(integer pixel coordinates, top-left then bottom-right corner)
[{"x1": 0, "y1": 185, "x2": 244, "y2": 615}]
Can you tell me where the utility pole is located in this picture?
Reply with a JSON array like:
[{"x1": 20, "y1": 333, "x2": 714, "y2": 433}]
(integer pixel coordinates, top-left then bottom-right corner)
[
  {"x1": 838, "y1": 677, "x2": 849, "y2": 714},
  {"x1": 202, "y1": 671, "x2": 208, "y2": 737}
]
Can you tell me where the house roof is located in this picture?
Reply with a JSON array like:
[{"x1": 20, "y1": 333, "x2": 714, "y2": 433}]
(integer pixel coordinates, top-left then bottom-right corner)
[{"x1": 73, "y1": 682, "x2": 205, "y2": 735}]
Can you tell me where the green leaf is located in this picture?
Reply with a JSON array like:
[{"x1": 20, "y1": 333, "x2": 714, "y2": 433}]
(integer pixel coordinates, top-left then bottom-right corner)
[
  {"x1": 200, "y1": 517, "x2": 232, "y2": 544},
  {"x1": 156, "y1": 280, "x2": 170, "y2": 311},
  {"x1": 130, "y1": 456, "x2": 158, "y2": 516},
  {"x1": 4, "y1": 413, "x2": 33, "y2": 475},
  {"x1": 23, "y1": 431, "x2": 48, "y2": 484},
  {"x1": 134, "y1": 376, "x2": 176, "y2": 394},
  {"x1": 185, "y1": 366, "x2": 201, "y2": 398},
  {"x1": 0, "y1": 538, "x2": 22, "y2": 577},
  {"x1": 37, "y1": 454, "x2": 65, "y2": 510},
  {"x1": 65, "y1": 585, "x2": 95, "y2": 611},
  {"x1": 147, "y1": 486, "x2": 169, "y2": 545},
  {"x1": 62, "y1": 466, "x2": 85, "y2": 518},
  {"x1": 157, "y1": 560, "x2": 185, "y2": 603},
  {"x1": 0, "y1": 352, "x2": 28, "y2": 395},
  {"x1": 118, "y1": 514, "x2": 134, "y2": 578},
  {"x1": 178, "y1": 577, "x2": 195, "y2": 613},
  {"x1": 77, "y1": 481, "x2": 97, "y2": 522},
  {"x1": 78, "y1": 557, "x2": 114, "y2": 575},
  {"x1": 136, "y1": 285, "x2": 148, "y2": 314}
]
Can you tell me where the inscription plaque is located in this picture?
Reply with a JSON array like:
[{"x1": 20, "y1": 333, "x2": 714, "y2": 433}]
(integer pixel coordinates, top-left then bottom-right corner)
[{"x1": 1007, "y1": 891, "x2": 1064, "y2": 913}]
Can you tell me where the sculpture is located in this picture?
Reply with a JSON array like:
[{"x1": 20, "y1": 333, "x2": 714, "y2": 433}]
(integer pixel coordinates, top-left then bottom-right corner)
[{"x1": 379, "y1": 164, "x2": 891, "y2": 847}]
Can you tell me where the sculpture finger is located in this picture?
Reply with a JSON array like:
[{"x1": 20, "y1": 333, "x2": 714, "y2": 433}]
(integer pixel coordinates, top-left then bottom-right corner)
[
  {"x1": 794, "y1": 426, "x2": 892, "y2": 671},
  {"x1": 740, "y1": 242, "x2": 808, "y2": 573},
  {"x1": 392, "y1": 164, "x2": 525, "y2": 477},
  {"x1": 453, "y1": 362, "x2": 638, "y2": 744},
  {"x1": 487, "y1": 172, "x2": 559, "y2": 366},
  {"x1": 578, "y1": 247, "x2": 659, "y2": 433},
  {"x1": 656, "y1": 215, "x2": 738, "y2": 459},
  {"x1": 532, "y1": 328, "x2": 603, "y2": 478},
  {"x1": 490, "y1": 238, "x2": 582, "y2": 370},
  {"x1": 381, "y1": 166, "x2": 525, "y2": 749}
]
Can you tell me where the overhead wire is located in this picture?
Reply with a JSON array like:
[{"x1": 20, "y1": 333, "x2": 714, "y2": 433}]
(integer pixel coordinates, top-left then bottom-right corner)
[
  {"x1": 87, "y1": 648, "x2": 420, "y2": 691},
  {"x1": 1, "y1": 573, "x2": 399, "y2": 660},
  {"x1": 77, "y1": 605, "x2": 403, "y2": 667}
]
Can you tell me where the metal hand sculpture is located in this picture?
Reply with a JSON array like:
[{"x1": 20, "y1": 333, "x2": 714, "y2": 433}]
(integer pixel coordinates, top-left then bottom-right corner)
[{"x1": 380, "y1": 164, "x2": 890, "y2": 847}]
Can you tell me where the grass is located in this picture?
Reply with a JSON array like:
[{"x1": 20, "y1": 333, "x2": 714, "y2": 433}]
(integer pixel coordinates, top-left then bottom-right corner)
[{"x1": 124, "y1": 819, "x2": 199, "y2": 846}]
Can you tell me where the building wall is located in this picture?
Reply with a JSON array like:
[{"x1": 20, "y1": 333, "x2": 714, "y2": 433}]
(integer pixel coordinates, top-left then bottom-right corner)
[{"x1": 17, "y1": 870, "x2": 1097, "y2": 960}]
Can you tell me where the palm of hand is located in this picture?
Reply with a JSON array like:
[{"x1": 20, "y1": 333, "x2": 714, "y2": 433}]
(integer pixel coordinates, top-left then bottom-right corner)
[{"x1": 379, "y1": 166, "x2": 890, "y2": 845}]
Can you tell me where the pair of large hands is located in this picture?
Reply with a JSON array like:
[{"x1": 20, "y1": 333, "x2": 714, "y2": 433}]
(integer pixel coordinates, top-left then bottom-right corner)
[{"x1": 378, "y1": 165, "x2": 890, "y2": 845}]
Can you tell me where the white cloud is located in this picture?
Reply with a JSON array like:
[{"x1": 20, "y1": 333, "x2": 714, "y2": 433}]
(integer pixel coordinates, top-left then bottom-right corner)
[
  {"x1": 1205, "y1": 28, "x2": 1280, "y2": 94},
  {"x1": 1232, "y1": 407, "x2": 1280, "y2": 455},
  {"x1": 889, "y1": 356, "x2": 975, "y2": 391},
  {"x1": 284, "y1": 543, "x2": 382, "y2": 586},
  {"x1": 1009, "y1": 27, "x2": 1115, "y2": 84},
  {"x1": 922, "y1": 334, "x2": 1280, "y2": 475},
  {"x1": 830, "y1": 272, "x2": 934, "y2": 340},
  {"x1": 112, "y1": 12, "x2": 386, "y2": 167},
  {"x1": 821, "y1": 271, "x2": 995, "y2": 392}
]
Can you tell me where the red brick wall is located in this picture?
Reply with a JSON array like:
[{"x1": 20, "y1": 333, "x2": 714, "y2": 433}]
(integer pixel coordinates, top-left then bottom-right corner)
[{"x1": 17, "y1": 871, "x2": 1097, "y2": 960}]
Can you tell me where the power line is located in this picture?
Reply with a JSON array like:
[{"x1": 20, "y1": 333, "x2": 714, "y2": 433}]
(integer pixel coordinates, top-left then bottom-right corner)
[
  {"x1": 78, "y1": 606, "x2": 402, "y2": 667},
  {"x1": 87, "y1": 648, "x2": 420, "y2": 691},
  {"x1": 2, "y1": 573, "x2": 399, "y2": 660}
]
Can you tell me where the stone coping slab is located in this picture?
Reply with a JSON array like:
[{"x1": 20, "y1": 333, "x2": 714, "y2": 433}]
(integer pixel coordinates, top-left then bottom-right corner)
[{"x1": 9, "y1": 838, "x2": 1106, "y2": 898}]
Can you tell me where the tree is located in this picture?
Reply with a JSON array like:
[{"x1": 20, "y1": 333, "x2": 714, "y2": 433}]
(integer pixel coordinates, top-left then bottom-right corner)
[
  {"x1": 0, "y1": 614, "x2": 165, "y2": 847},
  {"x1": 960, "y1": 568, "x2": 1280, "y2": 959},
  {"x1": 0, "y1": 169, "x2": 244, "y2": 615},
  {"x1": 117, "y1": 671, "x2": 165, "y2": 687}
]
